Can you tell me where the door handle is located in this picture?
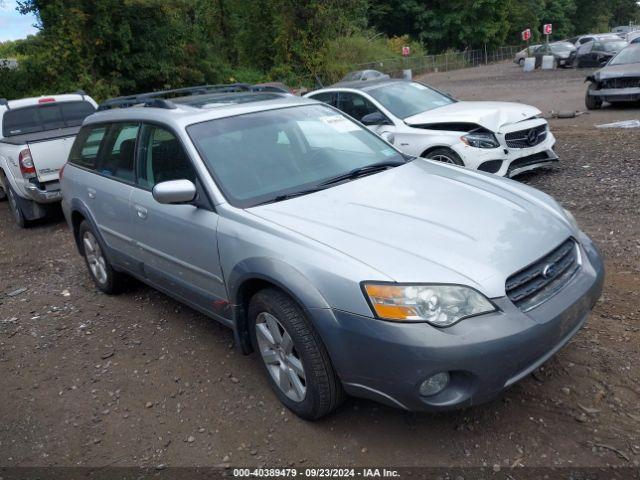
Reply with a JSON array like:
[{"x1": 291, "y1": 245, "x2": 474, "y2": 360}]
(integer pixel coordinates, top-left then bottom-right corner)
[
  {"x1": 87, "y1": 188, "x2": 96, "y2": 199},
  {"x1": 134, "y1": 205, "x2": 148, "y2": 220}
]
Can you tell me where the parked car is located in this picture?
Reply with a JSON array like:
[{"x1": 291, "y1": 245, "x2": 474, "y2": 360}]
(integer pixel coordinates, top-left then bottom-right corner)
[
  {"x1": 625, "y1": 31, "x2": 640, "y2": 43},
  {"x1": 0, "y1": 92, "x2": 97, "y2": 227},
  {"x1": 251, "y1": 82, "x2": 292, "y2": 94},
  {"x1": 514, "y1": 45, "x2": 541, "y2": 65},
  {"x1": 339, "y1": 69, "x2": 390, "y2": 83},
  {"x1": 532, "y1": 42, "x2": 577, "y2": 68},
  {"x1": 630, "y1": 36, "x2": 640, "y2": 45},
  {"x1": 576, "y1": 39, "x2": 629, "y2": 68},
  {"x1": 585, "y1": 44, "x2": 640, "y2": 109},
  {"x1": 305, "y1": 79, "x2": 558, "y2": 177},
  {"x1": 569, "y1": 33, "x2": 623, "y2": 46},
  {"x1": 61, "y1": 86, "x2": 604, "y2": 419},
  {"x1": 611, "y1": 25, "x2": 640, "y2": 36}
]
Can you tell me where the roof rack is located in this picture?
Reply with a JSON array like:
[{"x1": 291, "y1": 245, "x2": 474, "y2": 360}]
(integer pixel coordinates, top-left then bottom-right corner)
[{"x1": 97, "y1": 83, "x2": 253, "y2": 111}]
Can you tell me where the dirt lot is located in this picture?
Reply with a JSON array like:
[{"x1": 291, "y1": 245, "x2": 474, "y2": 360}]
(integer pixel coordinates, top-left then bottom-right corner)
[{"x1": 1, "y1": 62, "x2": 639, "y2": 472}]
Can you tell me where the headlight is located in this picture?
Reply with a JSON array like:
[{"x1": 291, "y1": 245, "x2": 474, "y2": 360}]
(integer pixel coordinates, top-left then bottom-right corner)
[
  {"x1": 363, "y1": 283, "x2": 495, "y2": 327},
  {"x1": 461, "y1": 131, "x2": 500, "y2": 149},
  {"x1": 563, "y1": 207, "x2": 579, "y2": 231}
]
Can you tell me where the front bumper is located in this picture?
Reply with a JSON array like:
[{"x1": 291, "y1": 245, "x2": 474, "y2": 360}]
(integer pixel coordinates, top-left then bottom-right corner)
[
  {"x1": 311, "y1": 233, "x2": 604, "y2": 412},
  {"x1": 454, "y1": 129, "x2": 558, "y2": 177},
  {"x1": 590, "y1": 87, "x2": 640, "y2": 103},
  {"x1": 24, "y1": 182, "x2": 62, "y2": 203}
]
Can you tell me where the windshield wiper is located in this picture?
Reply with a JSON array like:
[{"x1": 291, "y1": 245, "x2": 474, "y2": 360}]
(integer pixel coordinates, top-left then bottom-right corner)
[
  {"x1": 252, "y1": 160, "x2": 408, "y2": 207},
  {"x1": 318, "y1": 160, "x2": 405, "y2": 187},
  {"x1": 253, "y1": 186, "x2": 328, "y2": 206}
]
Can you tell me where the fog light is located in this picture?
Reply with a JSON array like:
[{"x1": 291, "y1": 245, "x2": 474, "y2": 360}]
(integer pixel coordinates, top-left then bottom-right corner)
[{"x1": 419, "y1": 372, "x2": 450, "y2": 397}]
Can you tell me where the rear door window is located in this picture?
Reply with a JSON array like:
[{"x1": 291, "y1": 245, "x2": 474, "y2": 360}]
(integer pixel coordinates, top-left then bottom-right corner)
[
  {"x1": 2, "y1": 101, "x2": 96, "y2": 137},
  {"x1": 308, "y1": 91, "x2": 338, "y2": 107},
  {"x1": 68, "y1": 125, "x2": 108, "y2": 170},
  {"x1": 97, "y1": 123, "x2": 140, "y2": 183}
]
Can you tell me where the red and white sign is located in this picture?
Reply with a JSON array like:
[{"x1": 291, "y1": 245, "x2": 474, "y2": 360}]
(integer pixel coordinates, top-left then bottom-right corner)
[
  {"x1": 522, "y1": 29, "x2": 531, "y2": 41},
  {"x1": 402, "y1": 46, "x2": 410, "y2": 57},
  {"x1": 543, "y1": 23, "x2": 553, "y2": 35}
]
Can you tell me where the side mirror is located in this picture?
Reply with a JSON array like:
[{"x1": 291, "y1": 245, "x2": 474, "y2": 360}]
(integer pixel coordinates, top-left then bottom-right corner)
[
  {"x1": 361, "y1": 111, "x2": 388, "y2": 126},
  {"x1": 152, "y1": 179, "x2": 196, "y2": 205}
]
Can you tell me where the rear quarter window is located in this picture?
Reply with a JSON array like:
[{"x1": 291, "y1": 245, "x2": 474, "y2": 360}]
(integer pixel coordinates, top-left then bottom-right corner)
[{"x1": 68, "y1": 125, "x2": 108, "y2": 170}]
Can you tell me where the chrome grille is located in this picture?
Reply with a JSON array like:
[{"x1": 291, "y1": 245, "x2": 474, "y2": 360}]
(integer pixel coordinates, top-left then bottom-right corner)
[
  {"x1": 505, "y1": 124, "x2": 547, "y2": 149},
  {"x1": 506, "y1": 239, "x2": 579, "y2": 311}
]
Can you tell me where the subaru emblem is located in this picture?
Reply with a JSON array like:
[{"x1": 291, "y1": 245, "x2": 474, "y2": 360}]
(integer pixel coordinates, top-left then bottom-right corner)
[{"x1": 542, "y1": 263, "x2": 557, "y2": 278}]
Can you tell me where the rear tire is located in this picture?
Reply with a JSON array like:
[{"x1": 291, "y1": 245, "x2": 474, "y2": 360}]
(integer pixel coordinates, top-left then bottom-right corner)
[
  {"x1": 585, "y1": 84, "x2": 602, "y2": 110},
  {"x1": 248, "y1": 288, "x2": 344, "y2": 420},
  {"x1": 5, "y1": 183, "x2": 29, "y2": 228},
  {"x1": 424, "y1": 148, "x2": 465, "y2": 166},
  {"x1": 78, "y1": 221, "x2": 127, "y2": 294}
]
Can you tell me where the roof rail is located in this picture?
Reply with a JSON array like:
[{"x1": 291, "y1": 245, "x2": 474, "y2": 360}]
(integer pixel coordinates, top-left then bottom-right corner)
[{"x1": 97, "y1": 83, "x2": 253, "y2": 111}]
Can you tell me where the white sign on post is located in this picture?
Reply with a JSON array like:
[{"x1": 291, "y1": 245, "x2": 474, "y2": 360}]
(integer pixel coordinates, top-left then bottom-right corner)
[{"x1": 543, "y1": 24, "x2": 553, "y2": 35}]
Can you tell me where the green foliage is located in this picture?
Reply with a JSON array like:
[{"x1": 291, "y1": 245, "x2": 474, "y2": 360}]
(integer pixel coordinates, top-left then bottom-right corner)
[
  {"x1": 319, "y1": 33, "x2": 424, "y2": 84},
  {"x1": 2, "y1": 0, "x2": 640, "y2": 101}
]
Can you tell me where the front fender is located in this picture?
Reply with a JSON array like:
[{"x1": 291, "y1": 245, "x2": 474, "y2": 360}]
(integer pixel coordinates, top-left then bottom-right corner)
[
  {"x1": 227, "y1": 257, "x2": 332, "y2": 354},
  {"x1": 227, "y1": 257, "x2": 331, "y2": 309}
]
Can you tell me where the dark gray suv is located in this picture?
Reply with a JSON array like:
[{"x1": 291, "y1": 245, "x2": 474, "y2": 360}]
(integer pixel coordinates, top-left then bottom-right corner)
[{"x1": 60, "y1": 86, "x2": 604, "y2": 419}]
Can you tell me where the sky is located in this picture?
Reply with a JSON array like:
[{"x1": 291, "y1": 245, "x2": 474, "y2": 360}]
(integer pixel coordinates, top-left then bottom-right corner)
[{"x1": 0, "y1": 0, "x2": 38, "y2": 42}]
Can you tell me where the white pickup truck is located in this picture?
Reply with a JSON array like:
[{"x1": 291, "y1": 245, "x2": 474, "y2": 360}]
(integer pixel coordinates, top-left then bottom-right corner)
[{"x1": 0, "y1": 93, "x2": 97, "y2": 227}]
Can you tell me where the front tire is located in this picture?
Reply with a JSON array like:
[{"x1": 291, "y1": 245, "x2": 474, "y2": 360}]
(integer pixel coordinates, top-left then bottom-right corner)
[
  {"x1": 424, "y1": 148, "x2": 465, "y2": 166},
  {"x1": 78, "y1": 221, "x2": 127, "y2": 294},
  {"x1": 249, "y1": 288, "x2": 343, "y2": 420},
  {"x1": 585, "y1": 84, "x2": 602, "y2": 110}
]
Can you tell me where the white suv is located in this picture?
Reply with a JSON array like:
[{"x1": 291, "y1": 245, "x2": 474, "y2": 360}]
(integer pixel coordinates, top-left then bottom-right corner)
[{"x1": 305, "y1": 80, "x2": 558, "y2": 177}]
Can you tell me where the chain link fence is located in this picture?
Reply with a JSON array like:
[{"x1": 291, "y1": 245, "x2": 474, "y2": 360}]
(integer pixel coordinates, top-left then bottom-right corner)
[{"x1": 352, "y1": 45, "x2": 522, "y2": 78}]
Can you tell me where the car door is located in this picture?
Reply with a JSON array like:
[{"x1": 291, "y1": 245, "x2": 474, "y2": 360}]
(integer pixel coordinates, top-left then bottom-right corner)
[
  {"x1": 337, "y1": 91, "x2": 396, "y2": 141},
  {"x1": 71, "y1": 123, "x2": 139, "y2": 266},
  {"x1": 577, "y1": 42, "x2": 592, "y2": 66},
  {"x1": 129, "y1": 123, "x2": 228, "y2": 318},
  {"x1": 589, "y1": 43, "x2": 605, "y2": 66}
]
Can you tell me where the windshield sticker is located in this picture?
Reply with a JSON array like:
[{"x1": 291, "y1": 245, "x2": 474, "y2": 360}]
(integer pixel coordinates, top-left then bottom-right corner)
[
  {"x1": 320, "y1": 115, "x2": 360, "y2": 133},
  {"x1": 381, "y1": 148, "x2": 396, "y2": 157}
]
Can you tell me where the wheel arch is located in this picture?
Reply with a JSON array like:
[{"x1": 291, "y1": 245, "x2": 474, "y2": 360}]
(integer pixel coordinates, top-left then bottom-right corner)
[
  {"x1": 420, "y1": 145, "x2": 460, "y2": 159},
  {"x1": 228, "y1": 258, "x2": 332, "y2": 355},
  {"x1": 69, "y1": 198, "x2": 104, "y2": 255}
]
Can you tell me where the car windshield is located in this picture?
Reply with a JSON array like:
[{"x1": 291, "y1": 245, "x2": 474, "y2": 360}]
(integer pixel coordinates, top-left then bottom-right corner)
[
  {"x1": 603, "y1": 41, "x2": 628, "y2": 52},
  {"x1": 609, "y1": 47, "x2": 640, "y2": 65},
  {"x1": 366, "y1": 82, "x2": 455, "y2": 119},
  {"x1": 187, "y1": 104, "x2": 406, "y2": 207}
]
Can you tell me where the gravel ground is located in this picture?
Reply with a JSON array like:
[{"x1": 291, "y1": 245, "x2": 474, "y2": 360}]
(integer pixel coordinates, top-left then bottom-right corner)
[{"x1": 1, "y1": 62, "x2": 639, "y2": 471}]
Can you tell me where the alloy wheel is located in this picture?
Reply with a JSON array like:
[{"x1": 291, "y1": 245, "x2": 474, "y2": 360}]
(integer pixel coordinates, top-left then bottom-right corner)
[
  {"x1": 83, "y1": 231, "x2": 108, "y2": 285},
  {"x1": 430, "y1": 154, "x2": 458, "y2": 164},
  {"x1": 255, "y1": 312, "x2": 307, "y2": 402}
]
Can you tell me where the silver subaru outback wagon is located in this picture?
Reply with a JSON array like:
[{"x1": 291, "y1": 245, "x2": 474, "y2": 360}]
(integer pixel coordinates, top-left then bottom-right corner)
[{"x1": 60, "y1": 86, "x2": 604, "y2": 419}]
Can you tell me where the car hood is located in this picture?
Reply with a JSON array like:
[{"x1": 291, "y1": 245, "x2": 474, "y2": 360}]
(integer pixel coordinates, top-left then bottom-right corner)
[
  {"x1": 248, "y1": 161, "x2": 572, "y2": 298},
  {"x1": 595, "y1": 63, "x2": 640, "y2": 80},
  {"x1": 403, "y1": 101, "x2": 541, "y2": 132}
]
